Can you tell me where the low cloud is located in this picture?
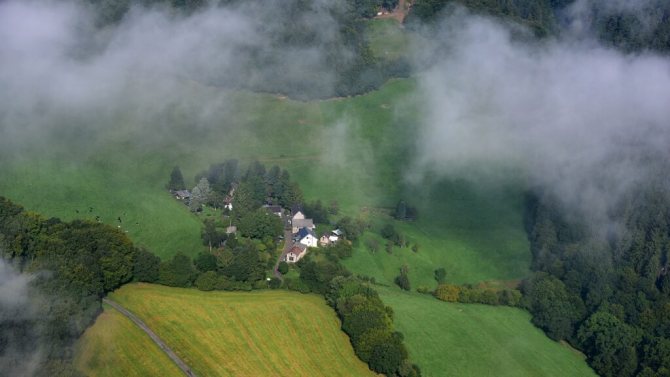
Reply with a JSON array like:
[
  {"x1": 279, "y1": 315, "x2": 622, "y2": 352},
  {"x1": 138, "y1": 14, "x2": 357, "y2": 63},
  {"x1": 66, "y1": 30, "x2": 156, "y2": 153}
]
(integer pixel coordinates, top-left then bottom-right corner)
[
  {"x1": 411, "y1": 9, "x2": 670, "y2": 225},
  {"x1": 0, "y1": 259, "x2": 42, "y2": 377}
]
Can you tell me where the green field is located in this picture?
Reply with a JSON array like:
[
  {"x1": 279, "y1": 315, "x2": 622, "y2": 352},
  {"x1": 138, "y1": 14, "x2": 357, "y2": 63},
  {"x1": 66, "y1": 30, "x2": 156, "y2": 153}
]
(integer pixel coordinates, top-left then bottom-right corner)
[
  {"x1": 76, "y1": 283, "x2": 375, "y2": 377},
  {"x1": 377, "y1": 287, "x2": 596, "y2": 377},
  {"x1": 75, "y1": 305, "x2": 183, "y2": 377},
  {"x1": 343, "y1": 179, "x2": 531, "y2": 288}
]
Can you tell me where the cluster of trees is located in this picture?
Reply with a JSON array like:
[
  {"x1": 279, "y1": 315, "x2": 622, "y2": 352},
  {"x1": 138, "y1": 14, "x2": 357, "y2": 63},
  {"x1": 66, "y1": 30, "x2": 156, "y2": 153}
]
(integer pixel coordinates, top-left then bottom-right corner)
[
  {"x1": 433, "y1": 283, "x2": 522, "y2": 306},
  {"x1": 296, "y1": 242, "x2": 355, "y2": 293},
  {"x1": 407, "y1": 0, "x2": 670, "y2": 53},
  {"x1": 326, "y1": 276, "x2": 421, "y2": 376},
  {"x1": 522, "y1": 182, "x2": 670, "y2": 376},
  {"x1": 0, "y1": 197, "x2": 152, "y2": 376},
  {"x1": 406, "y1": 0, "x2": 558, "y2": 36},
  {"x1": 394, "y1": 264, "x2": 411, "y2": 291},
  {"x1": 379, "y1": 223, "x2": 419, "y2": 254},
  {"x1": 147, "y1": 240, "x2": 272, "y2": 291}
]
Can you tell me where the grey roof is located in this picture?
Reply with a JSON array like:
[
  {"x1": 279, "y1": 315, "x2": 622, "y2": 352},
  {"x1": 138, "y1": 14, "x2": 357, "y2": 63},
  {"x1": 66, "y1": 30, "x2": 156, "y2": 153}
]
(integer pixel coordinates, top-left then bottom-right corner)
[
  {"x1": 263, "y1": 205, "x2": 283, "y2": 214},
  {"x1": 292, "y1": 218, "x2": 314, "y2": 229},
  {"x1": 175, "y1": 190, "x2": 191, "y2": 198}
]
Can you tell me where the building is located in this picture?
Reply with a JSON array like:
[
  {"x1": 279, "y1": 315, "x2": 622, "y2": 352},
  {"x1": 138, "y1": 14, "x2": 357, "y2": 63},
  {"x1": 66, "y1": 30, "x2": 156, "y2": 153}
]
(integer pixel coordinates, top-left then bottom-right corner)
[
  {"x1": 295, "y1": 227, "x2": 318, "y2": 248},
  {"x1": 263, "y1": 205, "x2": 283, "y2": 217},
  {"x1": 291, "y1": 205, "x2": 305, "y2": 220},
  {"x1": 319, "y1": 234, "x2": 331, "y2": 246},
  {"x1": 285, "y1": 244, "x2": 307, "y2": 263},
  {"x1": 174, "y1": 190, "x2": 191, "y2": 200},
  {"x1": 291, "y1": 218, "x2": 314, "y2": 234}
]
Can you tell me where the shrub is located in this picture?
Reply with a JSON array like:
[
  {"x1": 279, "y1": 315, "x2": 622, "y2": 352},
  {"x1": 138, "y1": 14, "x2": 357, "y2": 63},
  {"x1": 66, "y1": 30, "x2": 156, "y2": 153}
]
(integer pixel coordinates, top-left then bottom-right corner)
[
  {"x1": 195, "y1": 271, "x2": 218, "y2": 291},
  {"x1": 434, "y1": 284, "x2": 461, "y2": 302}
]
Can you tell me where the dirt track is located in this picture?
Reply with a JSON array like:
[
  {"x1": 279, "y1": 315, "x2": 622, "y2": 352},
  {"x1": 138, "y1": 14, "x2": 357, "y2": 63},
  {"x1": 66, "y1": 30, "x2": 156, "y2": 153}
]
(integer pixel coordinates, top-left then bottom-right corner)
[{"x1": 103, "y1": 298, "x2": 197, "y2": 377}]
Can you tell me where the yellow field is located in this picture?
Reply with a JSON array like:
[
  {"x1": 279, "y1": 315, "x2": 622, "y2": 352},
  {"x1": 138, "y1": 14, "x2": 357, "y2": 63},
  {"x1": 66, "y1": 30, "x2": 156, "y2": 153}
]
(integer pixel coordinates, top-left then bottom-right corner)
[
  {"x1": 77, "y1": 283, "x2": 375, "y2": 377},
  {"x1": 75, "y1": 305, "x2": 183, "y2": 377}
]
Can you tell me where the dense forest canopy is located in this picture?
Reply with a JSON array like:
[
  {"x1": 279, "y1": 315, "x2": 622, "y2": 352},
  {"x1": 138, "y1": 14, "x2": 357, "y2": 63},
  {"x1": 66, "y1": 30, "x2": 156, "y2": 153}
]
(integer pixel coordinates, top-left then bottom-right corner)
[{"x1": 0, "y1": 197, "x2": 146, "y2": 376}]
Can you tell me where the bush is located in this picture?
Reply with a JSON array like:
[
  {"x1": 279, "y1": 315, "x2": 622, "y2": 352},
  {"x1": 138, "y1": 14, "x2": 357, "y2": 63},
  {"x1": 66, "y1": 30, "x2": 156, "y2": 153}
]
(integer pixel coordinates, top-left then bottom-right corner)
[
  {"x1": 268, "y1": 277, "x2": 282, "y2": 289},
  {"x1": 434, "y1": 284, "x2": 460, "y2": 302},
  {"x1": 278, "y1": 261, "x2": 289, "y2": 275},
  {"x1": 195, "y1": 271, "x2": 218, "y2": 291}
]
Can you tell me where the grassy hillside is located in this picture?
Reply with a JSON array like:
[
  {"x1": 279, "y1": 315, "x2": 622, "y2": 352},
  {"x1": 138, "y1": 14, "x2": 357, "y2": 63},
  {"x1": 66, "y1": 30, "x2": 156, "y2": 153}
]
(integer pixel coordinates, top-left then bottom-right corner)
[
  {"x1": 0, "y1": 79, "x2": 415, "y2": 258},
  {"x1": 377, "y1": 287, "x2": 596, "y2": 377},
  {"x1": 343, "y1": 179, "x2": 530, "y2": 287},
  {"x1": 75, "y1": 305, "x2": 183, "y2": 377},
  {"x1": 84, "y1": 283, "x2": 375, "y2": 377}
]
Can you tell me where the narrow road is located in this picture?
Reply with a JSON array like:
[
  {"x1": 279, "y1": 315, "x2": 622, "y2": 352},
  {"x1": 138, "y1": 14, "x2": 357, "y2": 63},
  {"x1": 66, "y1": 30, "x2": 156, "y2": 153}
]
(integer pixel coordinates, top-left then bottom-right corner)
[
  {"x1": 102, "y1": 298, "x2": 197, "y2": 377},
  {"x1": 274, "y1": 228, "x2": 294, "y2": 279}
]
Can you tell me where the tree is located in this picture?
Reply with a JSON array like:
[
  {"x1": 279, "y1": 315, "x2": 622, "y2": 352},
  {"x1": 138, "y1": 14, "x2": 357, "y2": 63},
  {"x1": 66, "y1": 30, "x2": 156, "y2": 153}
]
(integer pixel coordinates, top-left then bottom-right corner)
[
  {"x1": 522, "y1": 273, "x2": 586, "y2": 340},
  {"x1": 202, "y1": 219, "x2": 225, "y2": 250},
  {"x1": 434, "y1": 267, "x2": 446, "y2": 283},
  {"x1": 195, "y1": 271, "x2": 218, "y2": 291},
  {"x1": 159, "y1": 253, "x2": 197, "y2": 287},
  {"x1": 577, "y1": 311, "x2": 640, "y2": 377},
  {"x1": 133, "y1": 248, "x2": 161, "y2": 283},
  {"x1": 278, "y1": 261, "x2": 289, "y2": 275},
  {"x1": 411, "y1": 243, "x2": 419, "y2": 253},
  {"x1": 194, "y1": 252, "x2": 217, "y2": 272},
  {"x1": 189, "y1": 177, "x2": 212, "y2": 212},
  {"x1": 221, "y1": 243, "x2": 264, "y2": 282},
  {"x1": 167, "y1": 166, "x2": 186, "y2": 191},
  {"x1": 395, "y1": 265, "x2": 411, "y2": 291},
  {"x1": 238, "y1": 208, "x2": 283, "y2": 240},
  {"x1": 368, "y1": 333, "x2": 408, "y2": 375}
]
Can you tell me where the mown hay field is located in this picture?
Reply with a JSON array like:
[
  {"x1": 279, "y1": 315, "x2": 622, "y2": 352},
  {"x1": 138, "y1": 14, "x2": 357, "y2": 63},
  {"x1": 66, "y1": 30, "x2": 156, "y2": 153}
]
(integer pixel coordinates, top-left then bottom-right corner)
[{"x1": 76, "y1": 283, "x2": 375, "y2": 377}]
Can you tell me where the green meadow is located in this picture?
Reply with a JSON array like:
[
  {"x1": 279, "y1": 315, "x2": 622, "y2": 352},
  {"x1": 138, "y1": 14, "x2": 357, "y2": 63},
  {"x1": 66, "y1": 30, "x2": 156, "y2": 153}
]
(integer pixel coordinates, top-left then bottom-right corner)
[{"x1": 377, "y1": 287, "x2": 596, "y2": 377}]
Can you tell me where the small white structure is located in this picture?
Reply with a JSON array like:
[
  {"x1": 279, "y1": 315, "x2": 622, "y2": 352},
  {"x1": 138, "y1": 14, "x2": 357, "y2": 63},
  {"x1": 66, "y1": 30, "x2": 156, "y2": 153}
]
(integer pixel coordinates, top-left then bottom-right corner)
[{"x1": 285, "y1": 244, "x2": 307, "y2": 263}]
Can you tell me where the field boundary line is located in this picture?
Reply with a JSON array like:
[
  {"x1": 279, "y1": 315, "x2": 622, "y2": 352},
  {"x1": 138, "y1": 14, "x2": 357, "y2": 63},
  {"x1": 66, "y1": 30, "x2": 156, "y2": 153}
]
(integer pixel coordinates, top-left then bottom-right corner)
[{"x1": 102, "y1": 298, "x2": 197, "y2": 377}]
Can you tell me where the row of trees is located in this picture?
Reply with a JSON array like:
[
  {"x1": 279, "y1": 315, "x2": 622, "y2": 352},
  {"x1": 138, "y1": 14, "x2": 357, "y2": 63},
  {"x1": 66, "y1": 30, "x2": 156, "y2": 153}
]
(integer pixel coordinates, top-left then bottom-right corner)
[
  {"x1": 407, "y1": 0, "x2": 670, "y2": 53},
  {"x1": 522, "y1": 182, "x2": 670, "y2": 376},
  {"x1": 433, "y1": 283, "x2": 522, "y2": 306},
  {"x1": 326, "y1": 276, "x2": 421, "y2": 376}
]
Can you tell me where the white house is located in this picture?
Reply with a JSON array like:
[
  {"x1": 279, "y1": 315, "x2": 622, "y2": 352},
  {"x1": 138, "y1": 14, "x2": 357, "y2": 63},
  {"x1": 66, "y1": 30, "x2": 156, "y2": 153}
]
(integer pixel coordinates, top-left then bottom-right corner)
[
  {"x1": 285, "y1": 244, "x2": 307, "y2": 263},
  {"x1": 296, "y1": 227, "x2": 318, "y2": 248},
  {"x1": 319, "y1": 234, "x2": 331, "y2": 246}
]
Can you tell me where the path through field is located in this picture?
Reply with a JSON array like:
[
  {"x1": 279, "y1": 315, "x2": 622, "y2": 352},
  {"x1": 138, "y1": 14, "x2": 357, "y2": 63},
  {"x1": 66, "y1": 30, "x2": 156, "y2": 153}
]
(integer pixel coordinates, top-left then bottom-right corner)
[{"x1": 103, "y1": 298, "x2": 197, "y2": 377}]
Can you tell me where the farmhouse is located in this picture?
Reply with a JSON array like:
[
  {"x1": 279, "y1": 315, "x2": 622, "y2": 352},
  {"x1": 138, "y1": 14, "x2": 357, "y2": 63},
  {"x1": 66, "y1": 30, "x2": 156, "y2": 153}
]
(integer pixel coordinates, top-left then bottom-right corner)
[
  {"x1": 292, "y1": 218, "x2": 314, "y2": 233},
  {"x1": 174, "y1": 190, "x2": 191, "y2": 200},
  {"x1": 263, "y1": 205, "x2": 283, "y2": 217},
  {"x1": 295, "y1": 227, "x2": 318, "y2": 248},
  {"x1": 291, "y1": 205, "x2": 305, "y2": 220},
  {"x1": 285, "y1": 244, "x2": 307, "y2": 263}
]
